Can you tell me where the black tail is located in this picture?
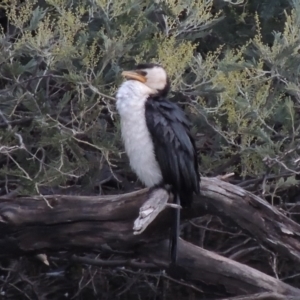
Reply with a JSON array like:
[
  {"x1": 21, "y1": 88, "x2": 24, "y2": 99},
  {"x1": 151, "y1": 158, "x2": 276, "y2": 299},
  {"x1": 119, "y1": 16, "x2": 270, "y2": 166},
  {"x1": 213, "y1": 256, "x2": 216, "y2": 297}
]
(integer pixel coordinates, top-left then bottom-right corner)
[{"x1": 170, "y1": 192, "x2": 180, "y2": 264}]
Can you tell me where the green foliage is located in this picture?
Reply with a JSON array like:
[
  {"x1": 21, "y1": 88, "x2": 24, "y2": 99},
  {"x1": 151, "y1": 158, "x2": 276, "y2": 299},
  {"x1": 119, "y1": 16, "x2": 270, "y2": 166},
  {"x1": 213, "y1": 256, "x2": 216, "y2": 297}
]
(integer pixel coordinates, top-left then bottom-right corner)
[
  {"x1": 0, "y1": 0, "x2": 300, "y2": 201},
  {"x1": 189, "y1": 3, "x2": 300, "y2": 195},
  {"x1": 0, "y1": 0, "x2": 219, "y2": 195},
  {"x1": 2, "y1": 0, "x2": 300, "y2": 299}
]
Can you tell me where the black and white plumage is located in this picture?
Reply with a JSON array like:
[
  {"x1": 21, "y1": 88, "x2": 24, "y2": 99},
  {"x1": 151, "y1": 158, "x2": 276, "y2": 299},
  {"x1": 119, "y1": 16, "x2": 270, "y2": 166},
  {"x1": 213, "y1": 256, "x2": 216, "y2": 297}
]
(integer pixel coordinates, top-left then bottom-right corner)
[{"x1": 116, "y1": 63, "x2": 200, "y2": 263}]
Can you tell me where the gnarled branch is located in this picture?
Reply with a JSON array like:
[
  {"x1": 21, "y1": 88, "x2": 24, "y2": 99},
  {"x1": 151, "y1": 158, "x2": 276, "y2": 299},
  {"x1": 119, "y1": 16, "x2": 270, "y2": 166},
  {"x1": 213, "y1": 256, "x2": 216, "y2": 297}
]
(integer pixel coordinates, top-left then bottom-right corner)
[{"x1": 0, "y1": 177, "x2": 300, "y2": 297}]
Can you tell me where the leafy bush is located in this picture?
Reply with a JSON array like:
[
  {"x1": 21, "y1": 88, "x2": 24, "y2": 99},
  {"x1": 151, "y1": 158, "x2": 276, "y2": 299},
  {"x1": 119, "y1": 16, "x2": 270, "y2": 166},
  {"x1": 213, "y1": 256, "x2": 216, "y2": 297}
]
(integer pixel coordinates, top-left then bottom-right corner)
[
  {"x1": 0, "y1": 0, "x2": 220, "y2": 196},
  {"x1": 2, "y1": 0, "x2": 300, "y2": 299},
  {"x1": 0, "y1": 0, "x2": 300, "y2": 200}
]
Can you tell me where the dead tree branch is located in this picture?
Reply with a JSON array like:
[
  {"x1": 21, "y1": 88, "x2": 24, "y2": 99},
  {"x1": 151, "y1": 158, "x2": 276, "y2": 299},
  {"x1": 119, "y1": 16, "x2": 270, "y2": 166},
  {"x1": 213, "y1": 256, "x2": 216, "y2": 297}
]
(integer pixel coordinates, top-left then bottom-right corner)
[
  {"x1": 0, "y1": 177, "x2": 300, "y2": 297},
  {"x1": 219, "y1": 292, "x2": 299, "y2": 300},
  {"x1": 141, "y1": 239, "x2": 300, "y2": 296},
  {"x1": 199, "y1": 177, "x2": 300, "y2": 263}
]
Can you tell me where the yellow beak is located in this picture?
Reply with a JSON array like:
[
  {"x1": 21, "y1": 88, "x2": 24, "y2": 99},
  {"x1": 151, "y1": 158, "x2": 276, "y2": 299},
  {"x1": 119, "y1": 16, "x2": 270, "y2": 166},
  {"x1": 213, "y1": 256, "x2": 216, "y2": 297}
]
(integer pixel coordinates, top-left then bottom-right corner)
[{"x1": 121, "y1": 71, "x2": 147, "y2": 83}]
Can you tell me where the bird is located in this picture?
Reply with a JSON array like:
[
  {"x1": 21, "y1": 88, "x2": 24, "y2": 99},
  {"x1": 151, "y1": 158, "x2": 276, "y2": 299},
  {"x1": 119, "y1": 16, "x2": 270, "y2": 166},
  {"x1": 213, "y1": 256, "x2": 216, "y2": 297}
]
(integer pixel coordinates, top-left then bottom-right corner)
[{"x1": 116, "y1": 63, "x2": 200, "y2": 264}]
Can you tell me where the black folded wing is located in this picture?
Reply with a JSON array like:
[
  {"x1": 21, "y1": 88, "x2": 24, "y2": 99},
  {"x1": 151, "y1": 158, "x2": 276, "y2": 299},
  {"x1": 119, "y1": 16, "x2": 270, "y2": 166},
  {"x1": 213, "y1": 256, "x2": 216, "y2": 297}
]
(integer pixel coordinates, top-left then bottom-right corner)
[{"x1": 145, "y1": 98, "x2": 200, "y2": 206}]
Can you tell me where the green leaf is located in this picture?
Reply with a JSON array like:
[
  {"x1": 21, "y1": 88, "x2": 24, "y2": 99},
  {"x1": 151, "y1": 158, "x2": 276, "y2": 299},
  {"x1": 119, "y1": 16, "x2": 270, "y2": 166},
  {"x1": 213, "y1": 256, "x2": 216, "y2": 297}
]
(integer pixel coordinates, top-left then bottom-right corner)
[{"x1": 29, "y1": 7, "x2": 48, "y2": 31}]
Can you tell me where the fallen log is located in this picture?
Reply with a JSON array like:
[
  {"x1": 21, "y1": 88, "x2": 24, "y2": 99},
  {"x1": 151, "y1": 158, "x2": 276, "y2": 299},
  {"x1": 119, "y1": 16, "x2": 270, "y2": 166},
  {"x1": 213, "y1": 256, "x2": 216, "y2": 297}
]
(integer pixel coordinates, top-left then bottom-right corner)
[
  {"x1": 0, "y1": 177, "x2": 300, "y2": 297},
  {"x1": 141, "y1": 239, "x2": 300, "y2": 297},
  {"x1": 219, "y1": 292, "x2": 298, "y2": 300},
  {"x1": 200, "y1": 177, "x2": 300, "y2": 263}
]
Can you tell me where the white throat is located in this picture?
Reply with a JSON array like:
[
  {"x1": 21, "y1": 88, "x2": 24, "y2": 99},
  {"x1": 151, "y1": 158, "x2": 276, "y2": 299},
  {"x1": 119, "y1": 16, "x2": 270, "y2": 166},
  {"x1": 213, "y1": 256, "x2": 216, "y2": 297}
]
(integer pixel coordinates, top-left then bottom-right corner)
[{"x1": 116, "y1": 80, "x2": 163, "y2": 187}]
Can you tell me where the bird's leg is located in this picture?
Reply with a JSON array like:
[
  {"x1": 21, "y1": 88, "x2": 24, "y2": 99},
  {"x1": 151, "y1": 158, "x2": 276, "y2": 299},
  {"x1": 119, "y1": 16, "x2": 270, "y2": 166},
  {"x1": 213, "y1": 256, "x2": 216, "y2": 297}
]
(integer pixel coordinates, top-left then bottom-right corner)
[{"x1": 170, "y1": 193, "x2": 180, "y2": 264}]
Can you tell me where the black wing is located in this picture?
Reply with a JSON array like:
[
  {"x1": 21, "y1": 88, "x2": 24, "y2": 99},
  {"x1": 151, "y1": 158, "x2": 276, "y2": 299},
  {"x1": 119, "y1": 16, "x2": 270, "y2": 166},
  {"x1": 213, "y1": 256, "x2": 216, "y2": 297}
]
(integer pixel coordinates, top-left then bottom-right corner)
[{"x1": 145, "y1": 98, "x2": 200, "y2": 206}]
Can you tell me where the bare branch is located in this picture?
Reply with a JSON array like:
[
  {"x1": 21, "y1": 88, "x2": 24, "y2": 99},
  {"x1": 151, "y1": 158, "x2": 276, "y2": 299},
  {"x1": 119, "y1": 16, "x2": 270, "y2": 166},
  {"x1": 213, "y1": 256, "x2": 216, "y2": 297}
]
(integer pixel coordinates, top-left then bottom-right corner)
[{"x1": 0, "y1": 178, "x2": 300, "y2": 297}]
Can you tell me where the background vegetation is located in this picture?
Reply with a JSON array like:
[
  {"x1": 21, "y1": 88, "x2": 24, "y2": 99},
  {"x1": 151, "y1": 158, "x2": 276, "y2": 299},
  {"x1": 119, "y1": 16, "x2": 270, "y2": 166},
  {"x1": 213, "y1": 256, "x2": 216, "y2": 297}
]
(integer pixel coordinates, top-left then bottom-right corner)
[{"x1": 1, "y1": 0, "x2": 300, "y2": 299}]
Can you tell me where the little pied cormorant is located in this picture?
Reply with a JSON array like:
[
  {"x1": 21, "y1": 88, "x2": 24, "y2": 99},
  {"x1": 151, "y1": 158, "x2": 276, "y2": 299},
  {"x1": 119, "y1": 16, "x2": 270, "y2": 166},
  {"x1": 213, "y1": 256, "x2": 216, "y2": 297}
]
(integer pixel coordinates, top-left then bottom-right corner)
[{"x1": 116, "y1": 63, "x2": 200, "y2": 263}]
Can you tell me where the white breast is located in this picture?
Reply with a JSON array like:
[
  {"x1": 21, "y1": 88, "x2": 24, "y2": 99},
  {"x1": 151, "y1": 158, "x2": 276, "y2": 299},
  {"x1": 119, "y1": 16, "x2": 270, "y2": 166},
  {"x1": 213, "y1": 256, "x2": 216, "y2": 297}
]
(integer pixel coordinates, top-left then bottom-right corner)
[{"x1": 116, "y1": 80, "x2": 163, "y2": 187}]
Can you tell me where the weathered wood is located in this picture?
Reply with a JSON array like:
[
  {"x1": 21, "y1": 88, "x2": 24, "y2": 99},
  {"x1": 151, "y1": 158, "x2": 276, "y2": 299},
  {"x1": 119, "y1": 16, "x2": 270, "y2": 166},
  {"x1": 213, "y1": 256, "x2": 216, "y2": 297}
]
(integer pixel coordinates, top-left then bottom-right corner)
[
  {"x1": 1, "y1": 177, "x2": 300, "y2": 261},
  {"x1": 200, "y1": 177, "x2": 300, "y2": 263},
  {"x1": 219, "y1": 292, "x2": 298, "y2": 300},
  {"x1": 0, "y1": 188, "x2": 172, "y2": 255},
  {"x1": 1, "y1": 177, "x2": 300, "y2": 297},
  {"x1": 0, "y1": 188, "x2": 148, "y2": 225},
  {"x1": 141, "y1": 239, "x2": 300, "y2": 297},
  {"x1": 133, "y1": 188, "x2": 169, "y2": 235}
]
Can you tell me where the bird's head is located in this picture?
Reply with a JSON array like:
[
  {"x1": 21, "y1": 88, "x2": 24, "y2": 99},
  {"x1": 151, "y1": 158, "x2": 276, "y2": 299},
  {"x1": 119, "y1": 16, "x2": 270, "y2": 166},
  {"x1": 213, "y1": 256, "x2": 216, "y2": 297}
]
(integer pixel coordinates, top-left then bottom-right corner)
[{"x1": 121, "y1": 63, "x2": 170, "y2": 97}]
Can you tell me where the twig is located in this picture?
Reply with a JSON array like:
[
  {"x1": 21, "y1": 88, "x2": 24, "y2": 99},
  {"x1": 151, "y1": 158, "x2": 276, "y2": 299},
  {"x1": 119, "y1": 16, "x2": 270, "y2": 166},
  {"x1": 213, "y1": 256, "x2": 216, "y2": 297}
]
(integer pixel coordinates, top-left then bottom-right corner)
[{"x1": 70, "y1": 255, "x2": 158, "y2": 269}]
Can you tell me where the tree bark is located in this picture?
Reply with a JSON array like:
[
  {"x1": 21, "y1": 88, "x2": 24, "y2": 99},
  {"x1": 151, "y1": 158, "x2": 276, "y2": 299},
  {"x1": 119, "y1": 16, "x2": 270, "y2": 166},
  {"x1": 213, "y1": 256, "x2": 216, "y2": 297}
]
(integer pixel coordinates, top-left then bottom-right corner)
[
  {"x1": 0, "y1": 177, "x2": 300, "y2": 297},
  {"x1": 141, "y1": 239, "x2": 300, "y2": 296},
  {"x1": 219, "y1": 292, "x2": 299, "y2": 300},
  {"x1": 199, "y1": 177, "x2": 300, "y2": 263}
]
